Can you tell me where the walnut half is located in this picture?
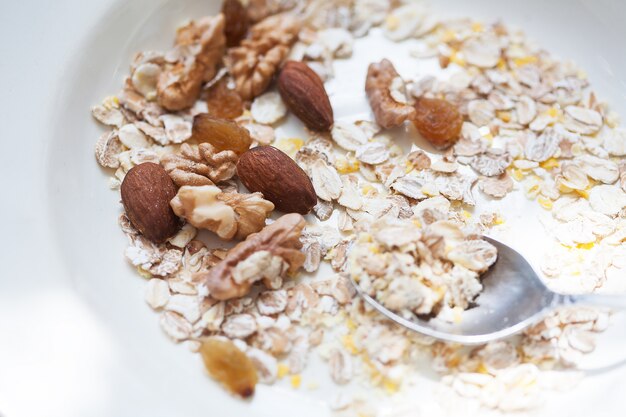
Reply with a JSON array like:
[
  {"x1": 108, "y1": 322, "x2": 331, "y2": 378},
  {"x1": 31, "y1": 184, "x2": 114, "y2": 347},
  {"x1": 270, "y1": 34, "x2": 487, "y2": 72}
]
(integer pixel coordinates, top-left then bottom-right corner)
[
  {"x1": 226, "y1": 13, "x2": 300, "y2": 100},
  {"x1": 198, "y1": 213, "x2": 306, "y2": 300},
  {"x1": 365, "y1": 59, "x2": 415, "y2": 129},
  {"x1": 169, "y1": 185, "x2": 274, "y2": 240},
  {"x1": 157, "y1": 14, "x2": 226, "y2": 111},
  {"x1": 161, "y1": 143, "x2": 238, "y2": 186}
]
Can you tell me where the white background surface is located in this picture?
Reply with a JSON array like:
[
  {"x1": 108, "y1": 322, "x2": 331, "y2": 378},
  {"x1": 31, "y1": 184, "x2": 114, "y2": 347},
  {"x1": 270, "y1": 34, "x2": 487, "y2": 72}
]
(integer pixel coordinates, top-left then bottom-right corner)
[{"x1": 1, "y1": 1, "x2": 625, "y2": 416}]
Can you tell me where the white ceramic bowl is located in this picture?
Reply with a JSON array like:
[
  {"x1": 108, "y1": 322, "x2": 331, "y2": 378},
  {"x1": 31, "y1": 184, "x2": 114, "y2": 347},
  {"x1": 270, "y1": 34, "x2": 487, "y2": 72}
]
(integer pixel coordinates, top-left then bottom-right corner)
[{"x1": 1, "y1": 1, "x2": 625, "y2": 416}]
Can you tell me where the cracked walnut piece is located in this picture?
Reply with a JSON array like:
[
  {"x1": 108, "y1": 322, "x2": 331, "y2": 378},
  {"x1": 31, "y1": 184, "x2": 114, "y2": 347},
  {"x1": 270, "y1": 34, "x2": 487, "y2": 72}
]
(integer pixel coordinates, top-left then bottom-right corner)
[
  {"x1": 199, "y1": 213, "x2": 306, "y2": 300},
  {"x1": 226, "y1": 13, "x2": 300, "y2": 100},
  {"x1": 157, "y1": 14, "x2": 226, "y2": 111},
  {"x1": 365, "y1": 59, "x2": 415, "y2": 129},
  {"x1": 161, "y1": 143, "x2": 238, "y2": 186},
  {"x1": 246, "y1": 0, "x2": 298, "y2": 23},
  {"x1": 170, "y1": 185, "x2": 274, "y2": 240}
]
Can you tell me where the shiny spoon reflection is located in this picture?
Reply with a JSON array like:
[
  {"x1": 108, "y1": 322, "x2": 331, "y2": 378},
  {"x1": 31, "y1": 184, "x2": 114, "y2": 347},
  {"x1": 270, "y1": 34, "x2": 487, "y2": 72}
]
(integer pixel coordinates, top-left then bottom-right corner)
[{"x1": 351, "y1": 236, "x2": 626, "y2": 345}]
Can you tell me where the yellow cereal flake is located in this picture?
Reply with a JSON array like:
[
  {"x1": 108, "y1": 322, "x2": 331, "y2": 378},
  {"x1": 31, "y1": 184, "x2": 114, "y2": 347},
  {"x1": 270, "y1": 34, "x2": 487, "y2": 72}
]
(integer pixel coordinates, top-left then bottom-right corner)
[
  {"x1": 539, "y1": 158, "x2": 560, "y2": 170},
  {"x1": 442, "y1": 29, "x2": 457, "y2": 42},
  {"x1": 477, "y1": 362, "x2": 490, "y2": 374},
  {"x1": 571, "y1": 143, "x2": 584, "y2": 156},
  {"x1": 277, "y1": 363, "x2": 289, "y2": 379},
  {"x1": 513, "y1": 56, "x2": 538, "y2": 67},
  {"x1": 557, "y1": 182, "x2": 573, "y2": 194},
  {"x1": 364, "y1": 358, "x2": 403, "y2": 396},
  {"x1": 137, "y1": 266, "x2": 152, "y2": 279},
  {"x1": 274, "y1": 138, "x2": 304, "y2": 157},
  {"x1": 605, "y1": 111, "x2": 620, "y2": 128},
  {"x1": 346, "y1": 318, "x2": 357, "y2": 332},
  {"x1": 103, "y1": 95, "x2": 120, "y2": 109},
  {"x1": 525, "y1": 183, "x2": 541, "y2": 198},
  {"x1": 427, "y1": 287, "x2": 442, "y2": 304},
  {"x1": 511, "y1": 168, "x2": 526, "y2": 181},
  {"x1": 405, "y1": 160, "x2": 414, "y2": 173},
  {"x1": 388, "y1": 144, "x2": 403, "y2": 157},
  {"x1": 574, "y1": 189, "x2": 589, "y2": 199},
  {"x1": 497, "y1": 111, "x2": 512, "y2": 122},
  {"x1": 546, "y1": 107, "x2": 559, "y2": 118},
  {"x1": 576, "y1": 242, "x2": 595, "y2": 250},
  {"x1": 452, "y1": 306, "x2": 464, "y2": 324},
  {"x1": 322, "y1": 311, "x2": 346, "y2": 327},
  {"x1": 358, "y1": 233, "x2": 373, "y2": 243},
  {"x1": 362, "y1": 356, "x2": 385, "y2": 388},
  {"x1": 461, "y1": 210, "x2": 472, "y2": 219},
  {"x1": 361, "y1": 183, "x2": 376, "y2": 196},
  {"x1": 449, "y1": 51, "x2": 466, "y2": 67},
  {"x1": 494, "y1": 215, "x2": 505, "y2": 225},
  {"x1": 385, "y1": 15, "x2": 399, "y2": 31},
  {"x1": 383, "y1": 379, "x2": 399, "y2": 394},
  {"x1": 478, "y1": 125, "x2": 493, "y2": 140},
  {"x1": 335, "y1": 156, "x2": 360, "y2": 174},
  {"x1": 497, "y1": 57, "x2": 507, "y2": 70},
  {"x1": 290, "y1": 375, "x2": 302, "y2": 389},
  {"x1": 342, "y1": 334, "x2": 359, "y2": 355},
  {"x1": 471, "y1": 22, "x2": 484, "y2": 32},
  {"x1": 446, "y1": 354, "x2": 462, "y2": 368},
  {"x1": 412, "y1": 219, "x2": 422, "y2": 228},
  {"x1": 537, "y1": 196, "x2": 553, "y2": 210},
  {"x1": 421, "y1": 184, "x2": 439, "y2": 197},
  {"x1": 368, "y1": 244, "x2": 381, "y2": 254}
]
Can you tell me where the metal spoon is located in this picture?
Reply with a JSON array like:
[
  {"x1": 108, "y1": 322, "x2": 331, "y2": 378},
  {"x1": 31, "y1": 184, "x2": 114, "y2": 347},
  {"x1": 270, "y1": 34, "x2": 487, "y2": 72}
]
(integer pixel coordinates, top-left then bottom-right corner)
[{"x1": 352, "y1": 236, "x2": 626, "y2": 345}]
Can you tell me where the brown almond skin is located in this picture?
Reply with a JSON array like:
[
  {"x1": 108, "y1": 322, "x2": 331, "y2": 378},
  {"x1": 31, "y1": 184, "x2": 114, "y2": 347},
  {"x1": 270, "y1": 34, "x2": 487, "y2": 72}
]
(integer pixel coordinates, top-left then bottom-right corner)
[
  {"x1": 190, "y1": 114, "x2": 252, "y2": 154},
  {"x1": 121, "y1": 162, "x2": 181, "y2": 243},
  {"x1": 277, "y1": 61, "x2": 333, "y2": 132},
  {"x1": 237, "y1": 146, "x2": 317, "y2": 214}
]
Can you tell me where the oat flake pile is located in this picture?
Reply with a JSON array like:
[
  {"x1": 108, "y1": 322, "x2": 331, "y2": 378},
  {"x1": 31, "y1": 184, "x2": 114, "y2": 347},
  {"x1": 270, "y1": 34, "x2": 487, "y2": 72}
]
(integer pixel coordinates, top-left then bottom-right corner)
[{"x1": 92, "y1": 0, "x2": 626, "y2": 414}]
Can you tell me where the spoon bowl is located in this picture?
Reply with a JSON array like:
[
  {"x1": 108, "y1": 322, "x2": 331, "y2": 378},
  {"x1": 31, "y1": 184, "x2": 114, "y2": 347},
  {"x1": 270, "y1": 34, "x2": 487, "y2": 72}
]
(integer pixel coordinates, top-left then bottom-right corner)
[{"x1": 352, "y1": 236, "x2": 626, "y2": 345}]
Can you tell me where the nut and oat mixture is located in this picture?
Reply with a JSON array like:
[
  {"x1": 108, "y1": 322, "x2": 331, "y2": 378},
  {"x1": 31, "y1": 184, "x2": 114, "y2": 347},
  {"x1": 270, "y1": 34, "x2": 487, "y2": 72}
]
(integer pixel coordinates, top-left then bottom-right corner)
[{"x1": 93, "y1": 0, "x2": 625, "y2": 414}]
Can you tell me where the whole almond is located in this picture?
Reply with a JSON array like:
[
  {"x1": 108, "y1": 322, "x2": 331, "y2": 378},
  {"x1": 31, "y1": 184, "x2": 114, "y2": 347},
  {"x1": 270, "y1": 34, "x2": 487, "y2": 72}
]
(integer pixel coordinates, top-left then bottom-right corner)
[
  {"x1": 237, "y1": 146, "x2": 317, "y2": 214},
  {"x1": 277, "y1": 61, "x2": 333, "y2": 131},
  {"x1": 121, "y1": 162, "x2": 181, "y2": 243}
]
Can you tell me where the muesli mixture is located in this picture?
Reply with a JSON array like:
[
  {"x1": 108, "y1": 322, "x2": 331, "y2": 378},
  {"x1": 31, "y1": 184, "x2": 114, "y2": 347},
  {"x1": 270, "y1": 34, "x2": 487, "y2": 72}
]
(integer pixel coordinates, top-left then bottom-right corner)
[{"x1": 92, "y1": 0, "x2": 626, "y2": 414}]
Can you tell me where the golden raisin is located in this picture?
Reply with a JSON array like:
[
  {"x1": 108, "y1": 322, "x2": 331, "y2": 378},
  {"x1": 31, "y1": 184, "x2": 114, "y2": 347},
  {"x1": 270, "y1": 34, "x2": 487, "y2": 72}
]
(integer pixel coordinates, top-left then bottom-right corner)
[
  {"x1": 190, "y1": 114, "x2": 252, "y2": 154},
  {"x1": 222, "y1": 0, "x2": 249, "y2": 47},
  {"x1": 412, "y1": 97, "x2": 463, "y2": 149},
  {"x1": 205, "y1": 77, "x2": 244, "y2": 120},
  {"x1": 199, "y1": 338, "x2": 258, "y2": 398}
]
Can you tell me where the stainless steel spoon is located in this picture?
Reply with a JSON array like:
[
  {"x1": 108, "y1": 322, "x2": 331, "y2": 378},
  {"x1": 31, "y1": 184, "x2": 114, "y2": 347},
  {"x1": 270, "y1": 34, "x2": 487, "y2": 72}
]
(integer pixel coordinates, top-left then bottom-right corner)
[{"x1": 352, "y1": 236, "x2": 626, "y2": 345}]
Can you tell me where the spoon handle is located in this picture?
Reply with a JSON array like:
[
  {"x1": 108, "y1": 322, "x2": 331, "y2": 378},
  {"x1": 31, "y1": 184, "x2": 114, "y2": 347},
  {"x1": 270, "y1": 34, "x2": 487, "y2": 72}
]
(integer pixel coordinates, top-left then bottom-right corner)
[{"x1": 560, "y1": 293, "x2": 626, "y2": 310}]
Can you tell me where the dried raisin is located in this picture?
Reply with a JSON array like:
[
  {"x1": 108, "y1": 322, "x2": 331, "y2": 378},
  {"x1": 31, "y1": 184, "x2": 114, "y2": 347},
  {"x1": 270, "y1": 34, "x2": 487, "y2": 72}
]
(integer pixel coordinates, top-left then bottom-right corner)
[
  {"x1": 205, "y1": 77, "x2": 244, "y2": 120},
  {"x1": 412, "y1": 97, "x2": 463, "y2": 149},
  {"x1": 199, "y1": 338, "x2": 258, "y2": 397},
  {"x1": 191, "y1": 114, "x2": 251, "y2": 154},
  {"x1": 222, "y1": 0, "x2": 249, "y2": 47}
]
